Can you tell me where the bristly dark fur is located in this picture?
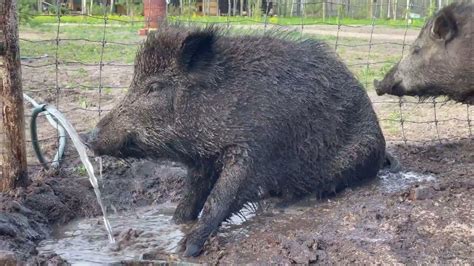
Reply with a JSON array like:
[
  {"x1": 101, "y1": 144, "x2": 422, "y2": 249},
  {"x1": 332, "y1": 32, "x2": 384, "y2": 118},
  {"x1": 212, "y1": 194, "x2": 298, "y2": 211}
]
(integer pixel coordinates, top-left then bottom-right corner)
[{"x1": 89, "y1": 25, "x2": 387, "y2": 257}]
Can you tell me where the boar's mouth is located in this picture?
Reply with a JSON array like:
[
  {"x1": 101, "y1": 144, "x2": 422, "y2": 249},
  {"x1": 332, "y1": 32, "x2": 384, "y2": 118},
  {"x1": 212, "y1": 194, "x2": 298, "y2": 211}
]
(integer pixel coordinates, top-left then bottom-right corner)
[
  {"x1": 374, "y1": 79, "x2": 405, "y2": 97},
  {"x1": 116, "y1": 135, "x2": 146, "y2": 158},
  {"x1": 88, "y1": 133, "x2": 145, "y2": 159}
]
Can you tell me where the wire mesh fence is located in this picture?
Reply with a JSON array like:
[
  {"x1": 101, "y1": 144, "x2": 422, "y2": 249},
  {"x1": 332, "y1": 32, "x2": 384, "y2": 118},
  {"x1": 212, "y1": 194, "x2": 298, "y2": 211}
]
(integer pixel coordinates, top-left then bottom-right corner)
[{"x1": 1, "y1": 0, "x2": 472, "y2": 174}]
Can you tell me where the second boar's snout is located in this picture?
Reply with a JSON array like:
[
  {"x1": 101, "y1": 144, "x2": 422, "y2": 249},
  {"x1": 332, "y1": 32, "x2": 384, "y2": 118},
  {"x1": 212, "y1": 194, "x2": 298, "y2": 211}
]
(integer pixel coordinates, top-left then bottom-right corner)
[{"x1": 374, "y1": 80, "x2": 386, "y2": 96}]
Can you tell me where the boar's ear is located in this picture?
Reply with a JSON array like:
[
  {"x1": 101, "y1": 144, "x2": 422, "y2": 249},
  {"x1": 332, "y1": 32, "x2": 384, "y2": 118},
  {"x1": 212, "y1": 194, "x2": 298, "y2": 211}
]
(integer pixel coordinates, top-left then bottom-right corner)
[
  {"x1": 178, "y1": 29, "x2": 215, "y2": 72},
  {"x1": 431, "y1": 8, "x2": 457, "y2": 42}
]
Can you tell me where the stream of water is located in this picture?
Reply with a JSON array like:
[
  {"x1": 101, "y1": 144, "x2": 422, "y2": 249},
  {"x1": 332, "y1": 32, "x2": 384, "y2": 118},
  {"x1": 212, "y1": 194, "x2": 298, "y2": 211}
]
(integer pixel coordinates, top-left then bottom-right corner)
[{"x1": 44, "y1": 106, "x2": 115, "y2": 243}]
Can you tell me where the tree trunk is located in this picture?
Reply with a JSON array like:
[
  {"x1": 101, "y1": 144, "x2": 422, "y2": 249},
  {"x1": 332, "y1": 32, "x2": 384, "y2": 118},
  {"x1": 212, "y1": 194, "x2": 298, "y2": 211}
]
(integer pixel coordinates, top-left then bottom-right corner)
[
  {"x1": 380, "y1": 0, "x2": 384, "y2": 18},
  {"x1": 393, "y1": 0, "x2": 397, "y2": 19},
  {"x1": 109, "y1": 0, "x2": 113, "y2": 13},
  {"x1": 405, "y1": 0, "x2": 410, "y2": 20},
  {"x1": 387, "y1": 0, "x2": 391, "y2": 18},
  {"x1": 368, "y1": 0, "x2": 372, "y2": 18},
  {"x1": 322, "y1": 0, "x2": 326, "y2": 21},
  {"x1": 81, "y1": 0, "x2": 86, "y2": 14},
  {"x1": 247, "y1": 0, "x2": 251, "y2": 16},
  {"x1": 0, "y1": 0, "x2": 29, "y2": 192}
]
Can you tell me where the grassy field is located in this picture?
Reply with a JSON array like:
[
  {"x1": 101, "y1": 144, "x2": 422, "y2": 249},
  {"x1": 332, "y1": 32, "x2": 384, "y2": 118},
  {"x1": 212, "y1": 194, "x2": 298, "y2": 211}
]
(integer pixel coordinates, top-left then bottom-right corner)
[
  {"x1": 25, "y1": 13, "x2": 426, "y2": 28},
  {"x1": 20, "y1": 16, "x2": 402, "y2": 83}
]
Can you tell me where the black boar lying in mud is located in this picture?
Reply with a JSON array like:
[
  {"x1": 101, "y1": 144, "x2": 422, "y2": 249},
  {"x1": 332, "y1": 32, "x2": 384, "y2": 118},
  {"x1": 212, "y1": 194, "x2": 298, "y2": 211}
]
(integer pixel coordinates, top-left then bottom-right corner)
[
  {"x1": 88, "y1": 26, "x2": 388, "y2": 257},
  {"x1": 375, "y1": 2, "x2": 473, "y2": 105}
]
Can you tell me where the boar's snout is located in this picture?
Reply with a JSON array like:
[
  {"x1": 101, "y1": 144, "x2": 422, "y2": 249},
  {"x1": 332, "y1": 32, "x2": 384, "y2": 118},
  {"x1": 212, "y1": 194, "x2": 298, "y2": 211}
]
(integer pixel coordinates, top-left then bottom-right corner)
[
  {"x1": 84, "y1": 128, "x2": 99, "y2": 146},
  {"x1": 82, "y1": 127, "x2": 101, "y2": 152},
  {"x1": 374, "y1": 79, "x2": 386, "y2": 96},
  {"x1": 374, "y1": 63, "x2": 406, "y2": 97},
  {"x1": 374, "y1": 78, "x2": 405, "y2": 97}
]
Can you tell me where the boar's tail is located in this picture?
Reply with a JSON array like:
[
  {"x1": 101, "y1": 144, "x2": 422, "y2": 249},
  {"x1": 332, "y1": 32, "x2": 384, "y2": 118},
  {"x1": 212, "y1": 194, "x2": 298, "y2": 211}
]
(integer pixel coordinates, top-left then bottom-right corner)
[{"x1": 383, "y1": 151, "x2": 401, "y2": 173}]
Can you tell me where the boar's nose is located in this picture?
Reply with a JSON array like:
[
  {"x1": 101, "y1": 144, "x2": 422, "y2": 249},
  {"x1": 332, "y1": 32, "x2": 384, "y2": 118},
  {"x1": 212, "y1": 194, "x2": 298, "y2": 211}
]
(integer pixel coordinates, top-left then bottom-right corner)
[
  {"x1": 374, "y1": 79, "x2": 386, "y2": 96},
  {"x1": 82, "y1": 128, "x2": 100, "y2": 148}
]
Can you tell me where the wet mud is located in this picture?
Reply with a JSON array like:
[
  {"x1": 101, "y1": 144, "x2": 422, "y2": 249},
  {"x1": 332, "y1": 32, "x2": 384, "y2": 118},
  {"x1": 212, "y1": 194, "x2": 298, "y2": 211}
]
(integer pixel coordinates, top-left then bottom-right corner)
[{"x1": 0, "y1": 139, "x2": 472, "y2": 264}]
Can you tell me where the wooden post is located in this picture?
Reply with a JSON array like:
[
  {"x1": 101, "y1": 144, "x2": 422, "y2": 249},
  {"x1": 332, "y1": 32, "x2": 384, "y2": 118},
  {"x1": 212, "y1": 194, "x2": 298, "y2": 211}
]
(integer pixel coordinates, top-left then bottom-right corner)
[{"x1": 0, "y1": 0, "x2": 29, "y2": 192}]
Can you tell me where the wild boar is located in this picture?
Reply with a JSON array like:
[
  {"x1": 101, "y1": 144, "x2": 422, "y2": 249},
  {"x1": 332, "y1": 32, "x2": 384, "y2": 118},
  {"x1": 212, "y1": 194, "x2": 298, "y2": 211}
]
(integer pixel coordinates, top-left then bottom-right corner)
[
  {"x1": 375, "y1": 2, "x2": 473, "y2": 104},
  {"x1": 88, "y1": 26, "x2": 387, "y2": 256}
]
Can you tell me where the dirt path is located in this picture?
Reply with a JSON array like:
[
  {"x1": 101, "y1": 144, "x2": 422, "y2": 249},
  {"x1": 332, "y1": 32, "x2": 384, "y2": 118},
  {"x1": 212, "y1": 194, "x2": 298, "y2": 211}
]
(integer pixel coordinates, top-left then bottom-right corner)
[
  {"x1": 302, "y1": 25, "x2": 419, "y2": 41},
  {"x1": 234, "y1": 24, "x2": 420, "y2": 41}
]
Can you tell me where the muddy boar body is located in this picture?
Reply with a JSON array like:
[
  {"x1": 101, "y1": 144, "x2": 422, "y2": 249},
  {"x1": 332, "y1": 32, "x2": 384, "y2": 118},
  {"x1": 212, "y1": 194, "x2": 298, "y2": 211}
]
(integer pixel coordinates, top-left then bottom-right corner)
[
  {"x1": 375, "y1": 2, "x2": 473, "y2": 104},
  {"x1": 89, "y1": 27, "x2": 386, "y2": 256}
]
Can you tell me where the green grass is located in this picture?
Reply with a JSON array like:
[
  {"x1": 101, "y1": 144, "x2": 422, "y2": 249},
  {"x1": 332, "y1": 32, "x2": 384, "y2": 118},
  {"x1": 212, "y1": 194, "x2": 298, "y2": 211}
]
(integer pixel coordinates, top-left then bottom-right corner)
[
  {"x1": 19, "y1": 21, "x2": 403, "y2": 93},
  {"x1": 169, "y1": 15, "x2": 426, "y2": 28},
  {"x1": 27, "y1": 14, "x2": 145, "y2": 26},
  {"x1": 19, "y1": 22, "x2": 340, "y2": 65},
  {"x1": 74, "y1": 164, "x2": 88, "y2": 176},
  {"x1": 381, "y1": 110, "x2": 403, "y2": 136},
  {"x1": 20, "y1": 24, "x2": 141, "y2": 64},
  {"x1": 355, "y1": 61, "x2": 397, "y2": 90},
  {"x1": 24, "y1": 14, "x2": 426, "y2": 28}
]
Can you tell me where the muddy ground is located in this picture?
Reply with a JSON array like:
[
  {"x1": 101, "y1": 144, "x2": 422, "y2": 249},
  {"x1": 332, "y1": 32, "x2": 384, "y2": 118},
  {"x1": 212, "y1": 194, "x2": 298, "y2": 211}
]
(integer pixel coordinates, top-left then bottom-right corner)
[
  {"x1": 0, "y1": 24, "x2": 473, "y2": 264},
  {"x1": 190, "y1": 138, "x2": 473, "y2": 264},
  {"x1": 0, "y1": 138, "x2": 472, "y2": 264}
]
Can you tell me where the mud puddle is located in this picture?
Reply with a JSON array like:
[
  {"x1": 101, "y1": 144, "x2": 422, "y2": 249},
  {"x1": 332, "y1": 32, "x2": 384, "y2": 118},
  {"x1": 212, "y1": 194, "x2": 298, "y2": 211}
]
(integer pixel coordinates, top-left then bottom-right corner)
[
  {"x1": 36, "y1": 203, "x2": 257, "y2": 265},
  {"x1": 36, "y1": 171, "x2": 436, "y2": 265},
  {"x1": 37, "y1": 203, "x2": 182, "y2": 265},
  {"x1": 377, "y1": 171, "x2": 436, "y2": 193}
]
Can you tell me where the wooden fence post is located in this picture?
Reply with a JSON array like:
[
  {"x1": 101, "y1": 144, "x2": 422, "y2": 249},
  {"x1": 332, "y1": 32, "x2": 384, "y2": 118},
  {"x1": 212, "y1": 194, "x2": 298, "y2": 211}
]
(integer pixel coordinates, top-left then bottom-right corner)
[{"x1": 0, "y1": 0, "x2": 29, "y2": 192}]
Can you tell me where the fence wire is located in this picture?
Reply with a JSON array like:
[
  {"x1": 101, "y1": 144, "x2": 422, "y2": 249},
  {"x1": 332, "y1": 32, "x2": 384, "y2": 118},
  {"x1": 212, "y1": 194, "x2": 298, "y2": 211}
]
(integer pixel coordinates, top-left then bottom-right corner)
[{"x1": 1, "y1": 0, "x2": 471, "y2": 170}]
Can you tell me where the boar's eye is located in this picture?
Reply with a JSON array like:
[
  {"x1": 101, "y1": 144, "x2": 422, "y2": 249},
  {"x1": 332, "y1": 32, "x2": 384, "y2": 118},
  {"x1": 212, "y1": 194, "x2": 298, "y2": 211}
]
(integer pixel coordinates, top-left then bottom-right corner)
[
  {"x1": 145, "y1": 82, "x2": 162, "y2": 94},
  {"x1": 412, "y1": 45, "x2": 422, "y2": 55}
]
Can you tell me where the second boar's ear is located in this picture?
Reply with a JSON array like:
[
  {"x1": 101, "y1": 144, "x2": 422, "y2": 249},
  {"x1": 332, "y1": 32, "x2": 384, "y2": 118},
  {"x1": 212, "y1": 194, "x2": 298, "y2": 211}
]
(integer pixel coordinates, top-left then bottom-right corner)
[
  {"x1": 178, "y1": 29, "x2": 215, "y2": 72},
  {"x1": 431, "y1": 8, "x2": 457, "y2": 42}
]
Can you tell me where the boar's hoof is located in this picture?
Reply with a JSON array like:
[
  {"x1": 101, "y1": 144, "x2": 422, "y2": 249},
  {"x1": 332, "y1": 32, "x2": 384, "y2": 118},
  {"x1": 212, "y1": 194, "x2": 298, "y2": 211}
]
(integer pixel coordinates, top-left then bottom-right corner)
[
  {"x1": 172, "y1": 211, "x2": 195, "y2": 225},
  {"x1": 183, "y1": 242, "x2": 203, "y2": 257},
  {"x1": 177, "y1": 235, "x2": 204, "y2": 257}
]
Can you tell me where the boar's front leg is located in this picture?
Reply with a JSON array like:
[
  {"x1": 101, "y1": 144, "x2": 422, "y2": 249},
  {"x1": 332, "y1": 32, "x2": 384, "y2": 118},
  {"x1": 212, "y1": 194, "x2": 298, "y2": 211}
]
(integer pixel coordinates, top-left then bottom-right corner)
[
  {"x1": 179, "y1": 146, "x2": 252, "y2": 257},
  {"x1": 173, "y1": 163, "x2": 218, "y2": 224}
]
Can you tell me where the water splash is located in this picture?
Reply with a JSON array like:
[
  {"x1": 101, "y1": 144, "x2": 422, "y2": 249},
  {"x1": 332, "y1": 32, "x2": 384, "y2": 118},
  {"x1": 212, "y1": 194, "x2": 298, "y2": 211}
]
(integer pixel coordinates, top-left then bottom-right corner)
[
  {"x1": 378, "y1": 171, "x2": 436, "y2": 193},
  {"x1": 44, "y1": 105, "x2": 115, "y2": 243},
  {"x1": 37, "y1": 205, "x2": 183, "y2": 265}
]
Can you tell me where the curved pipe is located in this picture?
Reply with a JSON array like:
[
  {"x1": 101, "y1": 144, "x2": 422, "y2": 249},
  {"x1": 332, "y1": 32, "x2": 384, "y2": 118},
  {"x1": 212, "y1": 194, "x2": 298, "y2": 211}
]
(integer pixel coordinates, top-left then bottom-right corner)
[{"x1": 26, "y1": 94, "x2": 67, "y2": 169}]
